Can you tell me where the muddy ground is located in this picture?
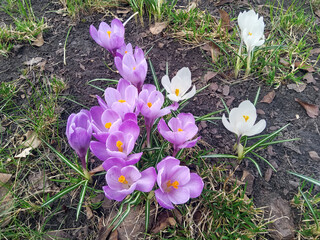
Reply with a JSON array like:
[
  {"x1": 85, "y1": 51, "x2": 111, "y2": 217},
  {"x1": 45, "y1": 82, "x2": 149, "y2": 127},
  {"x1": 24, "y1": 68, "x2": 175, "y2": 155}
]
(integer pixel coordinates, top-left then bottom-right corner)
[{"x1": 1, "y1": 0, "x2": 320, "y2": 239}]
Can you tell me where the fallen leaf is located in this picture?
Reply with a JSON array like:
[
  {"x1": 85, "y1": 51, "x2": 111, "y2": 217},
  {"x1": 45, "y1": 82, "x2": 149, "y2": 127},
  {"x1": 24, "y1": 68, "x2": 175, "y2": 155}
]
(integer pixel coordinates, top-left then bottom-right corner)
[
  {"x1": 37, "y1": 60, "x2": 46, "y2": 71},
  {"x1": 109, "y1": 229, "x2": 118, "y2": 240},
  {"x1": 116, "y1": 8, "x2": 131, "y2": 15},
  {"x1": 219, "y1": 9, "x2": 231, "y2": 31},
  {"x1": 280, "y1": 58, "x2": 290, "y2": 67},
  {"x1": 222, "y1": 85, "x2": 229, "y2": 96},
  {"x1": 89, "y1": 164, "x2": 104, "y2": 175},
  {"x1": 315, "y1": 10, "x2": 320, "y2": 18},
  {"x1": 294, "y1": 61, "x2": 315, "y2": 72},
  {"x1": 80, "y1": 63, "x2": 86, "y2": 71},
  {"x1": 204, "y1": 71, "x2": 217, "y2": 82},
  {"x1": 264, "y1": 167, "x2": 273, "y2": 182},
  {"x1": 310, "y1": 48, "x2": 320, "y2": 55},
  {"x1": 287, "y1": 83, "x2": 306, "y2": 92},
  {"x1": 14, "y1": 147, "x2": 33, "y2": 158},
  {"x1": 209, "y1": 82, "x2": 218, "y2": 92},
  {"x1": 32, "y1": 32, "x2": 44, "y2": 47},
  {"x1": 303, "y1": 73, "x2": 316, "y2": 84},
  {"x1": 186, "y1": 1, "x2": 197, "y2": 12},
  {"x1": 0, "y1": 173, "x2": 12, "y2": 184},
  {"x1": 152, "y1": 212, "x2": 177, "y2": 233},
  {"x1": 85, "y1": 203, "x2": 94, "y2": 220},
  {"x1": 23, "y1": 57, "x2": 44, "y2": 66},
  {"x1": 23, "y1": 131, "x2": 41, "y2": 149},
  {"x1": 97, "y1": 225, "x2": 114, "y2": 240},
  {"x1": 260, "y1": 90, "x2": 275, "y2": 104},
  {"x1": 149, "y1": 22, "x2": 168, "y2": 35},
  {"x1": 257, "y1": 109, "x2": 266, "y2": 115},
  {"x1": 295, "y1": 98, "x2": 319, "y2": 118},
  {"x1": 209, "y1": 42, "x2": 221, "y2": 63},
  {"x1": 309, "y1": 151, "x2": 320, "y2": 161}
]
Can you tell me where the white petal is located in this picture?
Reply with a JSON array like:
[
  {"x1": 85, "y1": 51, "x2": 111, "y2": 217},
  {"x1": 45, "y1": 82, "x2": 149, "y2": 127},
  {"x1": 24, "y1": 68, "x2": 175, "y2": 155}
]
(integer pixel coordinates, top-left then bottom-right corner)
[
  {"x1": 161, "y1": 75, "x2": 172, "y2": 94},
  {"x1": 245, "y1": 119, "x2": 266, "y2": 136},
  {"x1": 181, "y1": 85, "x2": 196, "y2": 100},
  {"x1": 222, "y1": 114, "x2": 237, "y2": 135},
  {"x1": 167, "y1": 93, "x2": 181, "y2": 102},
  {"x1": 176, "y1": 67, "x2": 191, "y2": 82}
]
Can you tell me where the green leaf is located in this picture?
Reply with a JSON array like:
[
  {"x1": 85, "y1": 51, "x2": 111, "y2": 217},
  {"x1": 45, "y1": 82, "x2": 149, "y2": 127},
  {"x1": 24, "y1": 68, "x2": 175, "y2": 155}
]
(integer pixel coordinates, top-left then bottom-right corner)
[
  {"x1": 76, "y1": 180, "x2": 88, "y2": 221},
  {"x1": 253, "y1": 86, "x2": 261, "y2": 106},
  {"x1": 288, "y1": 171, "x2": 320, "y2": 186},
  {"x1": 145, "y1": 197, "x2": 150, "y2": 232},
  {"x1": 148, "y1": 59, "x2": 160, "y2": 91},
  {"x1": 243, "y1": 124, "x2": 289, "y2": 155},
  {"x1": 42, "y1": 180, "x2": 85, "y2": 207},
  {"x1": 203, "y1": 154, "x2": 238, "y2": 159},
  {"x1": 299, "y1": 187, "x2": 319, "y2": 230},
  {"x1": 258, "y1": 138, "x2": 300, "y2": 147},
  {"x1": 250, "y1": 152, "x2": 277, "y2": 172},
  {"x1": 220, "y1": 97, "x2": 230, "y2": 115},
  {"x1": 42, "y1": 140, "x2": 86, "y2": 178},
  {"x1": 246, "y1": 157, "x2": 262, "y2": 176}
]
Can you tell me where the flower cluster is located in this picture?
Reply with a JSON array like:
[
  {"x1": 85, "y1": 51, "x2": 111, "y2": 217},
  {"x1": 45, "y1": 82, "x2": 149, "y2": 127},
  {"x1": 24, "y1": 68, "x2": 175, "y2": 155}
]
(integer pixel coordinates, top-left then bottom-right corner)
[{"x1": 65, "y1": 18, "x2": 203, "y2": 210}]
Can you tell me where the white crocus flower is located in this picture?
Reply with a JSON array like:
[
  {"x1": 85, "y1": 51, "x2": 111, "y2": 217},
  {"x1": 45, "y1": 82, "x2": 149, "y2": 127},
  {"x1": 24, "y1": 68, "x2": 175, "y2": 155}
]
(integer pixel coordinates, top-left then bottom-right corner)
[
  {"x1": 161, "y1": 67, "x2": 196, "y2": 102},
  {"x1": 235, "y1": 10, "x2": 265, "y2": 77},
  {"x1": 222, "y1": 100, "x2": 266, "y2": 137}
]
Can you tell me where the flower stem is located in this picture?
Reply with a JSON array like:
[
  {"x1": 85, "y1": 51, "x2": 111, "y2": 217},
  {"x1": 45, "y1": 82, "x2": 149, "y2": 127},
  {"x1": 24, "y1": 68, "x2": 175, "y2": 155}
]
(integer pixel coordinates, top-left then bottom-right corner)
[
  {"x1": 146, "y1": 126, "x2": 151, "y2": 148},
  {"x1": 235, "y1": 39, "x2": 243, "y2": 78},
  {"x1": 245, "y1": 50, "x2": 252, "y2": 77}
]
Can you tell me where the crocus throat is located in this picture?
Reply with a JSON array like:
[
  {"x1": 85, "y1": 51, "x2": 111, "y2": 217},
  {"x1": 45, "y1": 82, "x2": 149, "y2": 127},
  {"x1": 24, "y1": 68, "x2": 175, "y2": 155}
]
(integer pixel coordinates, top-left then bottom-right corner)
[
  {"x1": 107, "y1": 31, "x2": 111, "y2": 38},
  {"x1": 118, "y1": 99, "x2": 126, "y2": 103},
  {"x1": 175, "y1": 89, "x2": 180, "y2": 96},
  {"x1": 105, "y1": 122, "x2": 112, "y2": 129},
  {"x1": 133, "y1": 67, "x2": 136, "y2": 70},
  {"x1": 177, "y1": 128, "x2": 183, "y2": 132},
  {"x1": 243, "y1": 115, "x2": 249, "y2": 122},
  {"x1": 125, "y1": 51, "x2": 128, "y2": 54},
  {"x1": 248, "y1": 32, "x2": 252, "y2": 36},
  {"x1": 147, "y1": 102, "x2": 152, "y2": 108},
  {"x1": 118, "y1": 175, "x2": 128, "y2": 184},
  {"x1": 116, "y1": 140, "x2": 123, "y2": 152},
  {"x1": 167, "y1": 180, "x2": 179, "y2": 189}
]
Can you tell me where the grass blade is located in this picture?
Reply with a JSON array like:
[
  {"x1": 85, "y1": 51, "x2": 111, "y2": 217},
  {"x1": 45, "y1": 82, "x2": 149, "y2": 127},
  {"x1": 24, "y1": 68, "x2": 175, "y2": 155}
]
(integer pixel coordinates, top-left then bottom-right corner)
[
  {"x1": 42, "y1": 180, "x2": 85, "y2": 207},
  {"x1": 148, "y1": 59, "x2": 160, "y2": 91},
  {"x1": 299, "y1": 187, "x2": 319, "y2": 230},
  {"x1": 42, "y1": 140, "x2": 86, "y2": 178},
  {"x1": 145, "y1": 197, "x2": 150, "y2": 232},
  {"x1": 288, "y1": 171, "x2": 320, "y2": 186},
  {"x1": 251, "y1": 152, "x2": 277, "y2": 172},
  {"x1": 76, "y1": 180, "x2": 88, "y2": 221},
  {"x1": 203, "y1": 154, "x2": 238, "y2": 159},
  {"x1": 246, "y1": 157, "x2": 262, "y2": 176},
  {"x1": 253, "y1": 86, "x2": 261, "y2": 106}
]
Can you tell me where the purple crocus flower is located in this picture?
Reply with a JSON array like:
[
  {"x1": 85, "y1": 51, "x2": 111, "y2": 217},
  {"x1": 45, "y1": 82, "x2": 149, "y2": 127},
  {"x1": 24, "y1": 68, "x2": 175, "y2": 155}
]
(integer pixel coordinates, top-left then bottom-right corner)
[
  {"x1": 90, "y1": 119, "x2": 140, "y2": 161},
  {"x1": 89, "y1": 19, "x2": 125, "y2": 56},
  {"x1": 66, "y1": 110, "x2": 92, "y2": 169},
  {"x1": 137, "y1": 84, "x2": 178, "y2": 147},
  {"x1": 102, "y1": 152, "x2": 143, "y2": 171},
  {"x1": 103, "y1": 165, "x2": 157, "y2": 201},
  {"x1": 103, "y1": 78, "x2": 138, "y2": 119},
  {"x1": 155, "y1": 157, "x2": 204, "y2": 209},
  {"x1": 116, "y1": 43, "x2": 133, "y2": 59},
  {"x1": 114, "y1": 46, "x2": 147, "y2": 91},
  {"x1": 158, "y1": 113, "x2": 200, "y2": 156}
]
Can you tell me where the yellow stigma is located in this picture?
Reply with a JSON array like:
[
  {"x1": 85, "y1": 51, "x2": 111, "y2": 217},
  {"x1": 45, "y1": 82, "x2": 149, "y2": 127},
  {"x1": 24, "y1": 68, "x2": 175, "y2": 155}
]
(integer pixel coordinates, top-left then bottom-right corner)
[
  {"x1": 177, "y1": 128, "x2": 183, "y2": 132},
  {"x1": 133, "y1": 67, "x2": 136, "y2": 70},
  {"x1": 105, "y1": 122, "x2": 112, "y2": 129},
  {"x1": 147, "y1": 102, "x2": 152, "y2": 108},
  {"x1": 243, "y1": 115, "x2": 249, "y2": 122},
  {"x1": 175, "y1": 89, "x2": 180, "y2": 96},
  {"x1": 167, "y1": 180, "x2": 179, "y2": 189},
  {"x1": 107, "y1": 31, "x2": 111, "y2": 38},
  {"x1": 248, "y1": 32, "x2": 252, "y2": 36},
  {"x1": 116, "y1": 140, "x2": 123, "y2": 152},
  {"x1": 118, "y1": 99, "x2": 126, "y2": 103},
  {"x1": 118, "y1": 175, "x2": 128, "y2": 184},
  {"x1": 125, "y1": 50, "x2": 128, "y2": 54}
]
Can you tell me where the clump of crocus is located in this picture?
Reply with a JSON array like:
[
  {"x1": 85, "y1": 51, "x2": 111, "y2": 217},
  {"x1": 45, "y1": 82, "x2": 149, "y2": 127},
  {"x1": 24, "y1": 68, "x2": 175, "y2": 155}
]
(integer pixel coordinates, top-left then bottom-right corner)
[
  {"x1": 137, "y1": 84, "x2": 178, "y2": 147},
  {"x1": 161, "y1": 67, "x2": 196, "y2": 102},
  {"x1": 158, "y1": 113, "x2": 200, "y2": 156},
  {"x1": 90, "y1": 119, "x2": 140, "y2": 161},
  {"x1": 222, "y1": 100, "x2": 266, "y2": 158},
  {"x1": 114, "y1": 46, "x2": 147, "y2": 91},
  {"x1": 154, "y1": 157, "x2": 204, "y2": 209},
  {"x1": 90, "y1": 19, "x2": 125, "y2": 56},
  {"x1": 103, "y1": 165, "x2": 157, "y2": 201},
  {"x1": 66, "y1": 110, "x2": 92, "y2": 172},
  {"x1": 235, "y1": 9, "x2": 265, "y2": 77}
]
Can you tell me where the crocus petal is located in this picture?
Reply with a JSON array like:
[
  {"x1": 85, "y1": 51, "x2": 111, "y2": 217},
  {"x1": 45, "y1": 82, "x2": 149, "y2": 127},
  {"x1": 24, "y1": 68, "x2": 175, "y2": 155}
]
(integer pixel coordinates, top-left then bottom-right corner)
[
  {"x1": 161, "y1": 75, "x2": 172, "y2": 94},
  {"x1": 168, "y1": 187, "x2": 190, "y2": 205},
  {"x1": 103, "y1": 186, "x2": 133, "y2": 201},
  {"x1": 181, "y1": 85, "x2": 196, "y2": 100},
  {"x1": 245, "y1": 119, "x2": 266, "y2": 136},
  {"x1": 155, "y1": 189, "x2": 174, "y2": 209},
  {"x1": 135, "y1": 167, "x2": 157, "y2": 192},
  {"x1": 121, "y1": 165, "x2": 141, "y2": 182},
  {"x1": 182, "y1": 173, "x2": 204, "y2": 198},
  {"x1": 169, "y1": 165, "x2": 190, "y2": 186},
  {"x1": 90, "y1": 141, "x2": 109, "y2": 161},
  {"x1": 178, "y1": 136, "x2": 201, "y2": 149},
  {"x1": 222, "y1": 114, "x2": 237, "y2": 135},
  {"x1": 102, "y1": 157, "x2": 126, "y2": 171}
]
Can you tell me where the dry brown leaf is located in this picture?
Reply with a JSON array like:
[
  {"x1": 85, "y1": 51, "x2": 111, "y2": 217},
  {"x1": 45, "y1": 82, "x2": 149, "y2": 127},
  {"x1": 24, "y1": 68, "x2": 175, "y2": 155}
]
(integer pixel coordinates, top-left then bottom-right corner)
[
  {"x1": 89, "y1": 164, "x2": 105, "y2": 175},
  {"x1": 315, "y1": 10, "x2": 320, "y2": 18},
  {"x1": 149, "y1": 22, "x2": 168, "y2": 35},
  {"x1": 295, "y1": 98, "x2": 319, "y2": 118},
  {"x1": 116, "y1": 8, "x2": 131, "y2": 15},
  {"x1": 0, "y1": 173, "x2": 12, "y2": 184},
  {"x1": 209, "y1": 42, "x2": 221, "y2": 63},
  {"x1": 204, "y1": 71, "x2": 217, "y2": 82},
  {"x1": 14, "y1": 147, "x2": 33, "y2": 158},
  {"x1": 280, "y1": 58, "x2": 290, "y2": 67},
  {"x1": 260, "y1": 90, "x2": 275, "y2": 104},
  {"x1": 23, "y1": 131, "x2": 41, "y2": 149},
  {"x1": 222, "y1": 85, "x2": 229, "y2": 96},
  {"x1": 97, "y1": 225, "x2": 114, "y2": 240},
  {"x1": 32, "y1": 32, "x2": 44, "y2": 47},
  {"x1": 186, "y1": 1, "x2": 197, "y2": 12},
  {"x1": 152, "y1": 212, "x2": 177, "y2": 234},
  {"x1": 303, "y1": 73, "x2": 316, "y2": 84},
  {"x1": 310, "y1": 48, "x2": 320, "y2": 55},
  {"x1": 294, "y1": 61, "x2": 315, "y2": 72},
  {"x1": 85, "y1": 203, "x2": 94, "y2": 220},
  {"x1": 219, "y1": 9, "x2": 231, "y2": 31},
  {"x1": 309, "y1": 151, "x2": 320, "y2": 161},
  {"x1": 108, "y1": 229, "x2": 118, "y2": 240},
  {"x1": 23, "y1": 57, "x2": 44, "y2": 66},
  {"x1": 287, "y1": 83, "x2": 306, "y2": 93}
]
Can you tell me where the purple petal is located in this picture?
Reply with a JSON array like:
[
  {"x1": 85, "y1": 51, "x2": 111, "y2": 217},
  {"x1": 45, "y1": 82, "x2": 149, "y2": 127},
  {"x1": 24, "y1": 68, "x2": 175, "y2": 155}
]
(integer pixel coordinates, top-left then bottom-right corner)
[
  {"x1": 178, "y1": 136, "x2": 201, "y2": 149},
  {"x1": 169, "y1": 165, "x2": 190, "y2": 186},
  {"x1": 96, "y1": 95, "x2": 108, "y2": 110},
  {"x1": 168, "y1": 117, "x2": 182, "y2": 132},
  {"x1": 119, "y1": 120, "x2": 140, "y2": 140},
  {"x1": 90, "y1": 141, "x2": 109, "y2": 161},
  {"x1": 157, "y1": 102, "x2": 179, "y2": 119},
  {"x1": 135, "y1": 167, "x2": 156, "y2": 192},
  {"x1": 105, "y1": 87, "x2": 121, "y2": 108},
  {"x1": 106, "y1": 166, "x2": 123, "y2": 189},
  {"x1": 103, "y1": 185, "x2": 133, "y2": 201},
  {"x1": 121, "y1": 165, "x2": 141, "y2": 182},
  {"x1": 157, "y1": 157, "x2": 180, "y2": 172},
  {"x1": 168, "y1": 186, "x2": 190, "y2": 204},
  {"x1": 183, "y1": 173, "x2": 204, "y2": 198},
  {"x1": 126, "y1": 152, "x2": 142, "y2": 165},
  {"x1": 89, "y1": 25, "x2": 102, "y2": 46},
  {"x1": 155, "y1": 189, "x2": 174, "y2": 209},
  {"x1": 117, "y1": 78, "x2": 131, "y2": 96},
  {"x1": 102, "y1": 157, "x2": 126, "y2": 171}
]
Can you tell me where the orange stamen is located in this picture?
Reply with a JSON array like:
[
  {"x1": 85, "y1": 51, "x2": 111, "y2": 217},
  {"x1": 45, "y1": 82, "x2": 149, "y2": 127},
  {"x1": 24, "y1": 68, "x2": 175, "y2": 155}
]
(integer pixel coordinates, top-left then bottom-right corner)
[
  {"x1": 116, "y1": 140, "x2": 123, "y2": 152},
  {"x1": 118, "y1": 99, "x2": 126, "y2": 103},
  {"x1": 167, "y1": 180, "x2": 179, "y2": 189},
  {"x1": 243, "y1": 115, "x2": 249, "y2": 122},
  {"x1": 175, "y1": 89, "x2": 180, "y2": 96},
  {"x1": 248, "y1": 32, "x2": 252, "y2": 36},
  {"x1": 118, "y1": 175, "x2": 128, "y2": 184},
  {"x1": 147, "y1": 102, "x2": 152, "y2": 108},
  {"x1": 105, "y1": 122, "x2": 112, "y2": 129},
  {"x1": 177, "y1": 128, "x2": 183, "y2": 132},
  {"x1": 107, "y1": 31, "x2": 111, "y2": 38}
]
